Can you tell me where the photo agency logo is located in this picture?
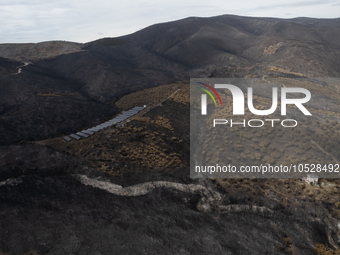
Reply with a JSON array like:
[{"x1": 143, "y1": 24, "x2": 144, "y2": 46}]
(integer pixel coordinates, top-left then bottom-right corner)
[
  {"x1": 197, "y1": 82, "x2": 312, "y2": 128},
  {"x1": 190, "y1": 78, "x2": 340, "y2": 179},
  {"x1": 196, "y1": 82, "x2": 223, "y2": 112}
]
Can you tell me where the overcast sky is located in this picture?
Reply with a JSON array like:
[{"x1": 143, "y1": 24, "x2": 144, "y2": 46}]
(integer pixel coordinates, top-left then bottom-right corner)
[{"x1": 1, "y1": 0, "x2": 339, "y2": 44}]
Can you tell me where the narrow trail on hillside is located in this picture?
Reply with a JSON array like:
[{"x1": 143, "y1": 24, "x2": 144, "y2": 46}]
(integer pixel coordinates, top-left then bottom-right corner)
[
  {"x1": 1, "y1": 173, "x2": 339, "y2": 249},
  {"x1": 76, "y1": 174, "x2": 339, "y2": 249},
  {"x1": 12, "y1": 62, "x2": 29, "y2": 75}
]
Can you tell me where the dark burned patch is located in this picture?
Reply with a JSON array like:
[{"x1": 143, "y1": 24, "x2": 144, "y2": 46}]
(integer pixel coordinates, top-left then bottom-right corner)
[
  {"x1": 0, "y1": 175, "x2": 329, "y2": 255},
  {"x1": 85, "y1": 37, "x2": 129, "y2": 47},
  {"x1": 0, "y1": 144, "x2": 85, "y2": 182}
]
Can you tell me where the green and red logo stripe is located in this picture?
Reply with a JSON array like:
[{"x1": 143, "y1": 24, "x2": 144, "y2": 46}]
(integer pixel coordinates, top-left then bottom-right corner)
[{"x1": 197, "y1": 82, "x2": 223, "y2": 106}]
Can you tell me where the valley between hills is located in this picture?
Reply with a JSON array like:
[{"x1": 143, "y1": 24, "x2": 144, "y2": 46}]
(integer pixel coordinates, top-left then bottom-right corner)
[{"x1": 1, "y1": 14, "x2": 340, "y2": 254}]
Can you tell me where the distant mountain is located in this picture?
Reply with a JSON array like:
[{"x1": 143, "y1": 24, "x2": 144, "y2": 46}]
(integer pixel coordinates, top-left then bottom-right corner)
[
  {"x1": 0, "y1": 41, "x2": 82, "y2": 62},
  {"x1": 2, "y1": 15, "x2": 340, "y2": 254},
  {"x1": 0, "y1": 14, "x2": 340, "y2": 144}
]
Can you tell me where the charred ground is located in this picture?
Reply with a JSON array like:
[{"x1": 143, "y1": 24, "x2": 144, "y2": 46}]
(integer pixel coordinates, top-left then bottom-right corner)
[{"x1": 1, "y1": 15, "x2": 340, "y2": 255}]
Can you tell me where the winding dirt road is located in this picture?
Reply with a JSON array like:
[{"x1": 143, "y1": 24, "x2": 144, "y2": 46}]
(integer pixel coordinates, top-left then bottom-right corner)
[{"x1": 12, "y1": 62, "x2": 29, "y2": 75}]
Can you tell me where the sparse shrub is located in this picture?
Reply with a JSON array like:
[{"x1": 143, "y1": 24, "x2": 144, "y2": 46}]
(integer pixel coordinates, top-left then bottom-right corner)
[
  {"x1": 263, "y1": 156, "x2": 275, "y2": 164},
  {"x1": 283, "y1": 237, "x2": 292, "y2": 246},
  {"x1": 335, "y1": 202, "x2": 340, "y2": 209},
  {"x1": 314, "y1": 243, "x2": 336, "y2": 255},
  {"x1": 275, "y1": 243, "x2": 284, "y2": 251}
]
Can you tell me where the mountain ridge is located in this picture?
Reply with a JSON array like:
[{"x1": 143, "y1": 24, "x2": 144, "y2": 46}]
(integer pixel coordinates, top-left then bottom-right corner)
[
  {"x1": 1, "y1": 14, "x2": 340, "y2": 254},
  {"x1": 0, "y1": 14, "x2": 340, "y2": 144}
]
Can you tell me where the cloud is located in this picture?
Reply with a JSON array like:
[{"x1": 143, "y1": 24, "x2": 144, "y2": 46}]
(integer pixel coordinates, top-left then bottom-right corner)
[
  {"x1": 0, "y1": 0, "x2": 339, "y2": 44},
  {"x1": 250, "y1": 0, "x2": 336, "y2": 10}
]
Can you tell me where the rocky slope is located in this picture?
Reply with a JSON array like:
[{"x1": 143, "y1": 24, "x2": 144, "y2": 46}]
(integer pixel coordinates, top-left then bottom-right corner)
[
  {"x1": 1, "y1": 14, "x2": 340, "y2": 254},
  {"x1": 1, "y1": 15, "x2": 340, "y2": 144}
]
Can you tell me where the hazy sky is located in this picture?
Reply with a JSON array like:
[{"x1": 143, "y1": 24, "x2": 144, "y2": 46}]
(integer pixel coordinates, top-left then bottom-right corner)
[{"x1": 1, "y1": 0, "x2": 339, "y2": 43}]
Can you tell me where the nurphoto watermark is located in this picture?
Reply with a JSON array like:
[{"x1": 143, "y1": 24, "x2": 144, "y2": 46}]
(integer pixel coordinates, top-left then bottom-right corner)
[{"x1": 190, "y1": 78, "x2": 340, "y2": 178}]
